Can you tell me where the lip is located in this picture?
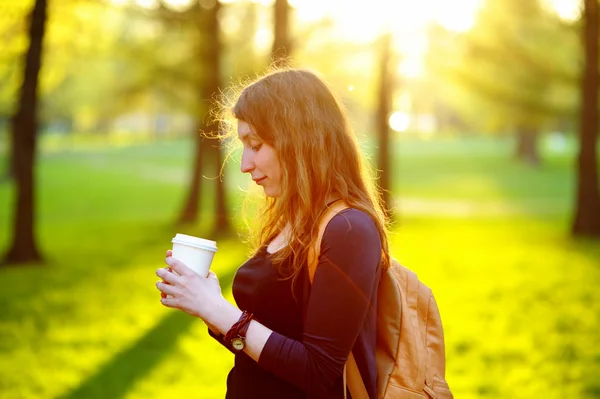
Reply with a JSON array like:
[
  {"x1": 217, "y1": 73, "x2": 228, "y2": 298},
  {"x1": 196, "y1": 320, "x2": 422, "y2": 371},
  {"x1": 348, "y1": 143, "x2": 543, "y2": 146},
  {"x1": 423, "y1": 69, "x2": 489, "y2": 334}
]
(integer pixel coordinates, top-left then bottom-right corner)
[{"x1": 253, "y1": 177, "x2": 266, "y2": 184}]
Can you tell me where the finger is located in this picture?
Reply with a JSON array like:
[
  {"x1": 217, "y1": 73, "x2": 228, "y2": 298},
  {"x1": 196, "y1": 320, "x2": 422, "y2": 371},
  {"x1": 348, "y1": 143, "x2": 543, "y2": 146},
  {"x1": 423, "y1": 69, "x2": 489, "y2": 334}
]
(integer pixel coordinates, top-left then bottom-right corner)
[
  {"x1": 156, "y1": 281, "x2": 177, "y2": 296},
  {"x1": 161, "y1": 267, "x2": 172, "y2": 283},
  {"x1": 166, "y1": 256, "x2": 194, "y2": 277},
  {"x1": 166, "y1": 249, "x2": 172, "y2": 257},
  {"x1": 160, "y1": 296, "x2": 176, "y2": 308},
  {"x1": 156, "y1": 268, "x2": 180, "y2": 284}
]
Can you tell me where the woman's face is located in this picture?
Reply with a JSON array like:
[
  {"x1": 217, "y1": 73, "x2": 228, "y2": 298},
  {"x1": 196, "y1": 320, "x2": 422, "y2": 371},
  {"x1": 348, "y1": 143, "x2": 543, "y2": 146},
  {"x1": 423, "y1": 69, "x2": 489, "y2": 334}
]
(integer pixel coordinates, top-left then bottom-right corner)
[{"x1": 238, "y1": 120, "x2": 282, "y2": 198}]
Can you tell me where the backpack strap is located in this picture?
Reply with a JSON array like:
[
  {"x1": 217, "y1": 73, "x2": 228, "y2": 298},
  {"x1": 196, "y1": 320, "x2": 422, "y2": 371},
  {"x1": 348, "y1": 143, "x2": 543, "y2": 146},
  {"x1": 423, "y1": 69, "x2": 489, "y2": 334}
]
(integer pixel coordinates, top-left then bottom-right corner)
[
  {"x1": 308, "y1": 200, "x2": 370, "y2": 399},
  {"x1": 403, "y1": 268, "x2": 429, "y2": 393},
  {"x1": 307, "y1": 200, "x2": 349, "y2": 283},
  {"x1": 346, "y1": 353, "x2": 369, "y2": 399}
]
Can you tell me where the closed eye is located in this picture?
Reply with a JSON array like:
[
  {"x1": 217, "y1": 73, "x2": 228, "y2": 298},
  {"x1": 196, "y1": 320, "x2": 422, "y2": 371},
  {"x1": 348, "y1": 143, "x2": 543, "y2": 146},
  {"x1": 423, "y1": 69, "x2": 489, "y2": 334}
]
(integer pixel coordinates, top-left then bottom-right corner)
[{"x1": 251, "y1": 143, "x2": 262, "y2": 152}]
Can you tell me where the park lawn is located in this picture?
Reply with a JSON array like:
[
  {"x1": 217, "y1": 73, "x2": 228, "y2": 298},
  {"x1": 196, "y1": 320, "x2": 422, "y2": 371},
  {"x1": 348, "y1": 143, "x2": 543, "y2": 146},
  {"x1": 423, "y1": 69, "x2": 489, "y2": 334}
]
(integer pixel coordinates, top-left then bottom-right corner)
[{"x1": 0, "y1": 134, "x2": 599, "y2": 399}]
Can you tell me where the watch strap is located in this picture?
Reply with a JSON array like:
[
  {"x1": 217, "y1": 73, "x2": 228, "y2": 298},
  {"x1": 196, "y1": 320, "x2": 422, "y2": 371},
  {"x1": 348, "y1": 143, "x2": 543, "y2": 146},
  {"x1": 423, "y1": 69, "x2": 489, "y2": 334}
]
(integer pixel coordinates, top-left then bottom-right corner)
[{"x1": 224, "y1": 310, "x2": 254, "y2": 350}]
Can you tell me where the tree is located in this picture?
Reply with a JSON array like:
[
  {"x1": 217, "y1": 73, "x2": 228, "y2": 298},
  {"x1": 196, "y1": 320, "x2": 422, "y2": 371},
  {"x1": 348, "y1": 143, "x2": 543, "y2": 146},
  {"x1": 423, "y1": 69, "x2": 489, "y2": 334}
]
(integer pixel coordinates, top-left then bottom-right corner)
[
  {"x1": 116, "y1": 0, "x2": 269, "y2": 234},
  {"x1": 171, "y1": 0, "x2": 231, "y2": 235},
  {"x1": 572, "y1": 0, "x2": 600, "y2": 237},
  {"x1": 222, "y1": 1, "x2": 262, "y2": 78},
  {"x1": 271, "y1": 0, "x2": 291, "y2": 67},
  {"x1": 0, "y1": 2, "x2": 33, "y2": 181},
  {"x1": 446, "y1": 0, "x2": 578, "y2": 165},
  {"x1": 3, "y1": 0, "x2": 47, "y2": 265},
  {"x1": 376, "y1": 33, "x2": 394, "y2": 217},
  {"x1": 202, "y1": 0, "x2": 231, "y2": 235}
]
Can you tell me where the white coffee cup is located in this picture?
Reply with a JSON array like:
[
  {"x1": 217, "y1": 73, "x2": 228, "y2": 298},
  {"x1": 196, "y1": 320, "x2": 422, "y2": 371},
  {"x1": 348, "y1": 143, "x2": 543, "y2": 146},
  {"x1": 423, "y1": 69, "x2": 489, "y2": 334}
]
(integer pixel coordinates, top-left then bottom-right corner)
[{"x1": 170, "y1": 233, "x2": 218, "y2": 278}]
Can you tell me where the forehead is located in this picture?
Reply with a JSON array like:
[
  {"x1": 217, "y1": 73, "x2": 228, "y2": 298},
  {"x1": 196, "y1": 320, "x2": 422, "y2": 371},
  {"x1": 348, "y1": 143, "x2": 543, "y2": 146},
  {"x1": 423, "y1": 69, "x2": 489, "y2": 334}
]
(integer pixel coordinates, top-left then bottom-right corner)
[{"x1": 237, "y1": 120, "x2": 255, "y2": 140}]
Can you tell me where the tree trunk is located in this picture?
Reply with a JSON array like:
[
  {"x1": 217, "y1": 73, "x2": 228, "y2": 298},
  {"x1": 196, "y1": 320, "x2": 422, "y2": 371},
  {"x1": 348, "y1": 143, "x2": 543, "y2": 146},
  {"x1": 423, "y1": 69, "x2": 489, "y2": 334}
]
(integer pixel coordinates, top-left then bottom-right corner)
[
  {"x1": 178, "y1": 1, "x2": 230, "y2": 235},
  {"x1": 178, "y1": 126, "x2": 207, "y2": 224},
  {"x1": 5, "y1": 118, "x2": 16, "y2": 182},
  {"x1": 515, "y1": 127, "x2": 540, "y2": 166},
  {"x1": 3, "y1": 0, "x2": 47, "y2": 265},
  {"x1": 207, "y1": 2, "x2": 230, "y2": 235},
  {"x1": 376, "y1": 33, "x2": 394, "y2": 217},
  {"x1": 573, "y1": 0, "x2": 600, "y2": 237},
  {"x1": 271, "y1": 0, "x2": 291, "y2": 67}
]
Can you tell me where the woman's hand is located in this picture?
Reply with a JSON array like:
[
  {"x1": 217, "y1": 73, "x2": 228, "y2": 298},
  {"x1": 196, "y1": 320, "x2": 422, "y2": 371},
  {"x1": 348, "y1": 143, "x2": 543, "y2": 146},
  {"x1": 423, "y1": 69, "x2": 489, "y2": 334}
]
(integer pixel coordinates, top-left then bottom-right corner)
[{"x1": 156, "y1": 250, "x2": 226, "y2": 324}]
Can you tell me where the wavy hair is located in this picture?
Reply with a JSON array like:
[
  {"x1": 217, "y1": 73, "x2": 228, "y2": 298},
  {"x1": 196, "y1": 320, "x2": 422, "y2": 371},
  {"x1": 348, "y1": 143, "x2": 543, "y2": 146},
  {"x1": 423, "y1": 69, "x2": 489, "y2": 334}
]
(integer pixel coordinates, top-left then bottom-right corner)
[{"x1": 220, "y1": 68, "x2": 390, "y2": 284}]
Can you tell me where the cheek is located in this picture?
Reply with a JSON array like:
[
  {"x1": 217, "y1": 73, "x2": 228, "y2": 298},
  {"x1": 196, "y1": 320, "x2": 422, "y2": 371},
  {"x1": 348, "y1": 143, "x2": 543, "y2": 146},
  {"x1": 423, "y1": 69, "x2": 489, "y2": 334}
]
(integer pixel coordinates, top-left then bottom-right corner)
[
  {"x1": 269, "y1": 157, "x2": 282, "y2": 181},
  {"x1": 262, "y1": 151, "x2": 280, "y2": 177}
]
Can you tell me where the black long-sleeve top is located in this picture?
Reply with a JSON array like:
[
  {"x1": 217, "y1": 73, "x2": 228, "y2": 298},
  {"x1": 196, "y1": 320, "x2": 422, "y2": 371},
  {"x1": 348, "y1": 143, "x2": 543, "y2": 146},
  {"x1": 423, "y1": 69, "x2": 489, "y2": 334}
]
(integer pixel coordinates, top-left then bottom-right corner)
[{"x1": 212, "y1": 209, "x2": 382, "y2": 398}]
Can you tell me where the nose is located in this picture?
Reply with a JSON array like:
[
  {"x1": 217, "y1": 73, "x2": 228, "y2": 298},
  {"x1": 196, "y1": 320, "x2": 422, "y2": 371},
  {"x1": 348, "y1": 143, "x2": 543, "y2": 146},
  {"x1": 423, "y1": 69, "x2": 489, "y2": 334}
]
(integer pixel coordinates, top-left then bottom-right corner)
[{"x1": 240, "y1": 149, "x2": 254, "y2": 174}]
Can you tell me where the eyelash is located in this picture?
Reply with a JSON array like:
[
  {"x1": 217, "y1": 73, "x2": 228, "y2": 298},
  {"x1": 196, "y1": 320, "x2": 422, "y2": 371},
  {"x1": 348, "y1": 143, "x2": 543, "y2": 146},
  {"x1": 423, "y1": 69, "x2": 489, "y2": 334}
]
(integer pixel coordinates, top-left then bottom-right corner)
[{"x1": 250, "y1": 144, "x2": 262, "y2": 152}]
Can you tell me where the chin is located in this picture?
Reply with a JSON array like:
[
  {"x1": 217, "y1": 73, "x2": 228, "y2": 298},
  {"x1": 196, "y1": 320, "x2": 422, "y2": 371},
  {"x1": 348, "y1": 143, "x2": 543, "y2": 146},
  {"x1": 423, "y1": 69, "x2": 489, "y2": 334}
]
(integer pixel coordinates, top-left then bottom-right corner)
[{"x1": 264, "y1": 187, "x2": 281, "y2": 198}]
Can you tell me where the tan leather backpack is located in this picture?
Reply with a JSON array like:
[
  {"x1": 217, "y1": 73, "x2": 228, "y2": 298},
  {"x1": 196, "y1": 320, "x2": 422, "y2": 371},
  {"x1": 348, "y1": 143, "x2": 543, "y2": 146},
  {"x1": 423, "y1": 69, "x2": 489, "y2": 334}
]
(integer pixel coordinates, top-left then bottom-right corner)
[{"x1": 308, "y1": 202, "x2": 453, "y2": 399}]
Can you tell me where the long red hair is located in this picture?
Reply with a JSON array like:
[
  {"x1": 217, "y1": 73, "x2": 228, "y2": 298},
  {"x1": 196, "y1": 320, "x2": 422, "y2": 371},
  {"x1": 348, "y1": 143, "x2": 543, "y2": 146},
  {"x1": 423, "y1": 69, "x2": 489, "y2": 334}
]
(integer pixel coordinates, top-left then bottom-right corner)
[{"x1": 221, "y1": 68, "x2": 390, "y2": 283}]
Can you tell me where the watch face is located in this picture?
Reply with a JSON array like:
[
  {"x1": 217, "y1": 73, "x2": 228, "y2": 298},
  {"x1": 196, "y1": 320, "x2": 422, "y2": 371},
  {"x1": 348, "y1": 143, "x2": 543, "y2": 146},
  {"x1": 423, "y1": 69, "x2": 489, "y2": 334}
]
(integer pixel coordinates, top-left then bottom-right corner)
[{"x1": 231, "y1": 337, "x2": 245, "y2": 351}]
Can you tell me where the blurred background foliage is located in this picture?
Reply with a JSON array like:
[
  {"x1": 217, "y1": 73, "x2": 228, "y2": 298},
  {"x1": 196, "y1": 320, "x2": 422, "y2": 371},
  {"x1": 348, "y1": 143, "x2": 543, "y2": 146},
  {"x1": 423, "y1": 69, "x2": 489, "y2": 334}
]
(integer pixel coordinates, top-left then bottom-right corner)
[{"x1": 1, "y1": 0, "x2": 599, "y2": 398}]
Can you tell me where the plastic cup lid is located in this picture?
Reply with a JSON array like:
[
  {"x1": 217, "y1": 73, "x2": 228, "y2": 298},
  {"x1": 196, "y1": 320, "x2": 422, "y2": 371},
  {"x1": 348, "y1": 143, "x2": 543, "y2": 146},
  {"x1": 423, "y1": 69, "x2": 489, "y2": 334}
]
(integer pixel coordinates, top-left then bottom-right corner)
[{"x1": 171, "y1": 233, "x2": 217, "y2": 252}]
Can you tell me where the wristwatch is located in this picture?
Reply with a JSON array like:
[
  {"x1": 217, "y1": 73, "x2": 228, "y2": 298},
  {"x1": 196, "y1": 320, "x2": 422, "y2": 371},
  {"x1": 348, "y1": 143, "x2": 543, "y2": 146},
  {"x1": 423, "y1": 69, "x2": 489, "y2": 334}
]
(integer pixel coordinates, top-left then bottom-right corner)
[
  {"x1": 230, "y1": 316, "x2": 252, "y2": 351},
  {"x1": 231, "y1": 336, "x2": 246, "y2": 351},
  {"x1": 224, "y1": 311, "x2": 253, "y2": 352}
]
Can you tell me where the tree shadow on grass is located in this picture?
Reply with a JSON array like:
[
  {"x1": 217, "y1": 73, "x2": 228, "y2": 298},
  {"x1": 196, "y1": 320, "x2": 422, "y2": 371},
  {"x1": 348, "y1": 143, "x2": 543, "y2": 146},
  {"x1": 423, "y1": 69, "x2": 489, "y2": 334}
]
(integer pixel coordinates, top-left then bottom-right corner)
[
  {"x1": 57, "y1": 310, "x2": 196, "y2": 399},
  {"x1": 57, "y1": 266, "x2": 238, "y2": 399}
]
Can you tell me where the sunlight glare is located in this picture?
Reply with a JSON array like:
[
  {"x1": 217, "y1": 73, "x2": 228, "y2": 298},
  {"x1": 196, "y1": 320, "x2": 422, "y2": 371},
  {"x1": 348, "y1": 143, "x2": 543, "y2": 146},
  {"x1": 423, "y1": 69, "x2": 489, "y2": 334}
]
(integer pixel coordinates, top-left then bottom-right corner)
[
  {"x1": 162, "y1": 0, "x2": 195, "y2": 11},
  {"x1": 220, "y1": 0, "x2": 273, "y2": 4},
  {"x1": 432, "y1": 0, "x2": 480, "y2": 32},
  {"x1": 544, "y1": 0, "x2": 581, "y2": 21},
  {"x1": 389, "y1": 112, "x2": 411, "y2": 132},
  {"x1": 255, "y1": 27, "x2": 273, "y2": 51},
  {"x1": 289, "y1": 0, "x2": 482, "y2": 79},
  {"x1": 398, "y1": 59, "x2": 423, "y2": 79},
  {"x1": 290, "y1": 0, "x2": 482, "y2": 40},
  {"x1": 136, "y1": 0, "x2": 159, "y2": 9}
]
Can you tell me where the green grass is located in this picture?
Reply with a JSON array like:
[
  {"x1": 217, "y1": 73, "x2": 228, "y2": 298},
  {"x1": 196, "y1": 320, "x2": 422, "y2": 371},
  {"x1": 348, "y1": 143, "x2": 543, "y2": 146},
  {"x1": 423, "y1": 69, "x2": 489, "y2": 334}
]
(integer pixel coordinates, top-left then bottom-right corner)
[{"x1": 0, "y1": 134, "x2": 599, "y2": 399}]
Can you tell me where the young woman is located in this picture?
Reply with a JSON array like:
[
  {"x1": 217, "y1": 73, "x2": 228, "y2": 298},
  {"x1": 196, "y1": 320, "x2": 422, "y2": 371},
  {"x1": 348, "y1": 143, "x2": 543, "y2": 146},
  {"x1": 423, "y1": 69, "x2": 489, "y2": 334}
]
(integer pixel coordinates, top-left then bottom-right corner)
[{"x1": 156, "y1": 69, "x2": 391, "y2": 398}]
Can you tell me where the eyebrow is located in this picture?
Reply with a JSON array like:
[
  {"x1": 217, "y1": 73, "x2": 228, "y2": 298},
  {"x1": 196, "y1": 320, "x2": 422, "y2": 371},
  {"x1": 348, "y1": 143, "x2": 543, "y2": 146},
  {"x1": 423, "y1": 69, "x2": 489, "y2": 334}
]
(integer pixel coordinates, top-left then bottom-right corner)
[{"x1": 238, "y1": 132, "x2": 259, "y2": 141}]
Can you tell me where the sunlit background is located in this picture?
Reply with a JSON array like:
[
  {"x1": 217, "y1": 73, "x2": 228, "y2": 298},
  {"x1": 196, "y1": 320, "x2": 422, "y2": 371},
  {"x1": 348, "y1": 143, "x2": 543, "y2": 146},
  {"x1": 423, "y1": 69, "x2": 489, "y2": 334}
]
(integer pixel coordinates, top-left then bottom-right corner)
[{"x1": 1, "y1": 0, "x2": 599, "y2": 399}]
